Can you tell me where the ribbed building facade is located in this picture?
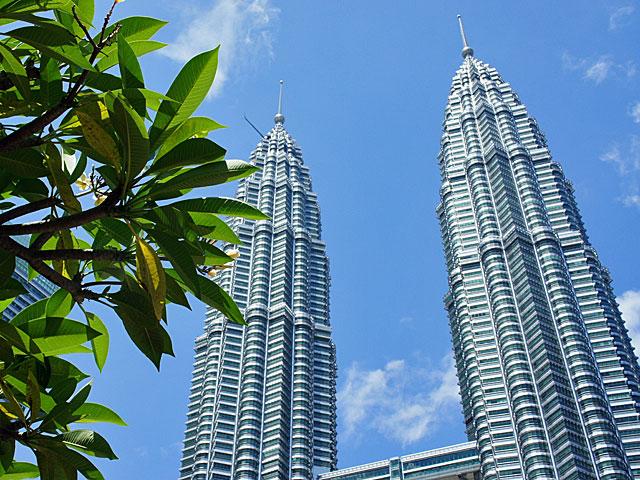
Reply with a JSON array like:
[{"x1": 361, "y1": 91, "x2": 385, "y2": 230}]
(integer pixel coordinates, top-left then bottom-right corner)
[
  {"x1": 3, "y1": 258, "x2": 56, "y2": 320},
  {"x1": 178, "y1": 101, "x2": 337, "y2": 480},
  {"x1": 437, "y1": 18, "x2": 640, "y2": 480}
]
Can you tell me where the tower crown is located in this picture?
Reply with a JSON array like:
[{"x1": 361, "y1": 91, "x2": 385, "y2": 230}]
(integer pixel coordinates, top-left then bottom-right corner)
[{"x1": 457, "y1": 14, "x2": 474, "y2": 58}]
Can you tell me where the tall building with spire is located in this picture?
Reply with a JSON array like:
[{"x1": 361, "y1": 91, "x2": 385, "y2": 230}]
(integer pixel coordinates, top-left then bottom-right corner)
[
  {"x1": 178, "y1": 82, "x2": 337, "y2": 480},
  {"x1": 436, "y1": 16, "x2": 640, "y2": 480}
]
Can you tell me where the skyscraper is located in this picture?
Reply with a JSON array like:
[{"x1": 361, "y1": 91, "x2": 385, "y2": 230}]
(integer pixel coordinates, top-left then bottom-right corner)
[
  {"x1": 437, "y1": 17, "x2": 640, "y2": 480},
  {"x1": 178, "y1": 83, "x2": 337, "y2": 480}
]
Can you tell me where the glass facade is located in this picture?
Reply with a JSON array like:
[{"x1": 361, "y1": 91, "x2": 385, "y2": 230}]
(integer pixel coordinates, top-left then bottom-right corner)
[
  {"x1": 178, "y1": 109, "x2": 337, "y2": 480},
  {"x1": 3, "y1": 258, "x2": 56, "y2": 320},
  {"x1": 437, "y1": 30, "x2": 640, "y2": 480},
  {"x1": 318, "y1": 442, "x2": 480, "y2": 480}
]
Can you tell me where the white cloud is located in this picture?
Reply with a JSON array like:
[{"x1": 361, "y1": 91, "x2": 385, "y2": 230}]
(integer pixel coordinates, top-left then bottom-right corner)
[
  {"x1": 601, "y1": 144, "x2": 626, "y2": 174},
  {"x1": 339, "y1": 354, "x2": 460, "y2": 446},
  {"x1": 619, "y1": 290, "x2": 640, "y2": 350},
  {"x1": 161, "y1": 0, "x2": 279, "y2": 96},
  {"x1": 623, "y1": 194, "x2": 640, "y2": 206},
  {"x1": 601, "y1": 136, "x2": 640, "y2": 208},
  {"x1": 584, "y1": 57, "x2": 614, "y2": 84},
  {"x1": 562, "y1": 52, "x2": 636, "y2": 84},
  {"x1": 609, "y1": 5, "x2": 635, "y2": 30},
  {"x1": 630, "y1": 101, "x2": 640, "y2": 124}
]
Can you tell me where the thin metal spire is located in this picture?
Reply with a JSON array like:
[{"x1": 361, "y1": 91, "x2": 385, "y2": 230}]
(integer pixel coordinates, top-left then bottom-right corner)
[
  {"x1": 457, "y1": 14, "x2": 474, "y2": 59},
  {"x1": 274, "y1": 80, "x2": 285, "y2": 124}
]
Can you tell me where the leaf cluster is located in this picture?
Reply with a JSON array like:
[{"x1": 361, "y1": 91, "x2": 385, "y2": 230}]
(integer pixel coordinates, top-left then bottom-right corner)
[{"x1": 0, "y1": 0, "x2": 266, "y2": 477}]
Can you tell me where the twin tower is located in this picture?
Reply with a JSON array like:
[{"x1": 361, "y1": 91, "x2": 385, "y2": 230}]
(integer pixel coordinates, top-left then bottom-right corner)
[{"x1": 178, "y1": 17, "x2": 640, "y2": 480}]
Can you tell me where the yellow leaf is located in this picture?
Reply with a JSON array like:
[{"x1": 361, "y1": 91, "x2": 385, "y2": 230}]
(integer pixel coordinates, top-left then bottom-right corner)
[
  {"x1": 135, "y1": 237, "x2": 166, "y2": 320},
  {"x1": 76, "y1": 103, "x2": 121, "y2": 173}
]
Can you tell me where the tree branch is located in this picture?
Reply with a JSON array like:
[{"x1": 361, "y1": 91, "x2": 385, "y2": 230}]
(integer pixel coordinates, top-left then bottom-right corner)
[
  {"x1": 0, "y1": 197, "x2": 60, "y2": 225},
  {"x1": 83, "y1": 280, "x2": 121, "y2": 288},
  {"x1": 0, "y1": 186, "x2": 124, "y2": 235},
  {"x1": 32, "y1": 249, "x2": 128, "y2": 262},
  {"x1": 0, "y1": 235, "x2": 98, "y2": 302}
]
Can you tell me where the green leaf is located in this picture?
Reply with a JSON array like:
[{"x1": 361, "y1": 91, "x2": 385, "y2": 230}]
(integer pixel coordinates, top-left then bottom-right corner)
[
  {"x1": 111, "y1": 288, "x2": 173, "y2": 369},
  {"x1": 0, "y1": 461, "x2": 39, "y2": 479},
  {"x1": 0, "y1": 0, "x2": 74, "y2": 15},
  {"x1": 53, "y1": 0, "x2": 93, "y2": 38},
  {"x1": 47, "y1": 356, "x2": 88, "y2": 385},
  {"x1": 39, "y1": 380, "x2": 91, "y2": 432},
  {"x1": 135, "y1": 236, "x2": 166, "y2": 321},
  {"x1": 196, "y1": 240, "x2": 234, "y2": 266},
  {"x1": 17, "y1": 317, "x2": 100, "y2": 356},
  {"x1": 84, "y1": 312, "x2": 108, "y2": 372},
  {"x1": 147, "y1": 138, "x2": 225, "y2": 175},
  {"x1": 149, "y1": 231, "x2": 199, "y2": 295},
  {"x1": 74, "y1": 403, "x2": 126, "y2": 427},
  {"x1": 39, "y1": 56, "x2": 63, "y2": 105},
  {"x1": 95, "y1": 40, "x2": 165, "y2": 72},
  {"x1": 7, "y1": 25, "x2": 94, "y2": 70},
  {"x1": 84, "y1": 71, "x2": 121, "y2": 92},
  {"x1": 149, "y1": 47, "x2": 219, "y2": 150},
  {"x1": 75, "y1": 102, "x2": 121, "y2": 172},
  {"x1": 93, "y1": 218, "x2": 132, "y2": 247},
  {"x1": 0, "y1": 279, "x2": 27, "y2": 312},
  {"x1": 0, "y1": 320, "x2": 40, "y2": 355},
  {"x1": 48, "y1": 378, "x2": 78, "y2": 405},
  {"x1": 45, "y1": 289, "x2": 73, "y2": 318},
  {"x1": 96, "y1": 16, "x2": 166, "y2": 43},
  {"x1": 44, "y1": 145, "x2": 81, "y2": 213},
  {"x1": 189, "y1": 212, "x2": 241, "y2": 244},
  {"x1": 0, "y1": 43, "x2": 30, "y2": 99},
  {"x1": 0, "y1": 249, "x2": 15, "y2": 288},
  {"x1": 168, "y1": 271, "x2": 244, "y2": 325},
  {"x1": 32, "y1": 446, "x2": 75, "y2": 480},
  {"x1": 0, "y1": 148, "x2": 48, "y2": 178},
  {"x1": 9, "y1": 298, "x2": 46, "y2": 326},
  {"x1": 26, "y1": 369, "x2": 40, "y2": 422},
  {"x1": 29, "y1": 436, "x2": 104, "y2": 480},
  {"x1": 59, "y1": 430, "x2": 117, "y2": 460},
  {"x1": 0, "y1": 438, "x2": 15, "y2": 474},
  {"x1": 111, "y1": 96, "x2": 149, "y2": 186},
  {"x1": 117, "y1": 34, "x2": 144, "y2": 90},
  {"x1": 169, "y1": 197, "x2": 267, "y2": 220},
  {"x1": 156, "y1": 116, "x2": 224, "y2": 158},
  {"x1": 149, "y1": 160, "x2": 258, "y2": 199},
  {"x1": 164, "y1": 272, "x2": 190, "y2": 309}
]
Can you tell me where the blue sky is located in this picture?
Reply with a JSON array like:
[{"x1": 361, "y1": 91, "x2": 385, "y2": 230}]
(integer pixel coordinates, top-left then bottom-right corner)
[{"x1": 73, "y1": 0, "x2": 640, "y2": 477}]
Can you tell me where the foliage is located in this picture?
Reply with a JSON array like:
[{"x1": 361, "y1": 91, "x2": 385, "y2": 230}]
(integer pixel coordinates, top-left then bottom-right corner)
[{"x1": 0, "y1": 0, "x2": 266, "y2": 477}]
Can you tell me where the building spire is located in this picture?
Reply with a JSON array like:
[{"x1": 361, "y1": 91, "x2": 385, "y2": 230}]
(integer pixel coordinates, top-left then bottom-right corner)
[
  {"x1": 274, "y1": 79, "x2": 285, "y2": 124},
  {"x1": 457, "y1": 14, "x2": 474, "y2": 59}
]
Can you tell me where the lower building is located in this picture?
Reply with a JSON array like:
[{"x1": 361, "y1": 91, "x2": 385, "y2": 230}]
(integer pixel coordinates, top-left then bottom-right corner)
[{"x1": 318, "y1": 442, "x2": 479, "y2": 480}]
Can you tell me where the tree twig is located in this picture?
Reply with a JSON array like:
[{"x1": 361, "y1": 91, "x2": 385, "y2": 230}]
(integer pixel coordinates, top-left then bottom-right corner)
[
  {"x1": 0, "y1": 197, "x2": 60, "y2": 225},
  {"x1": 72, "y1": 6, "x2": 98, "y2": 51}
]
